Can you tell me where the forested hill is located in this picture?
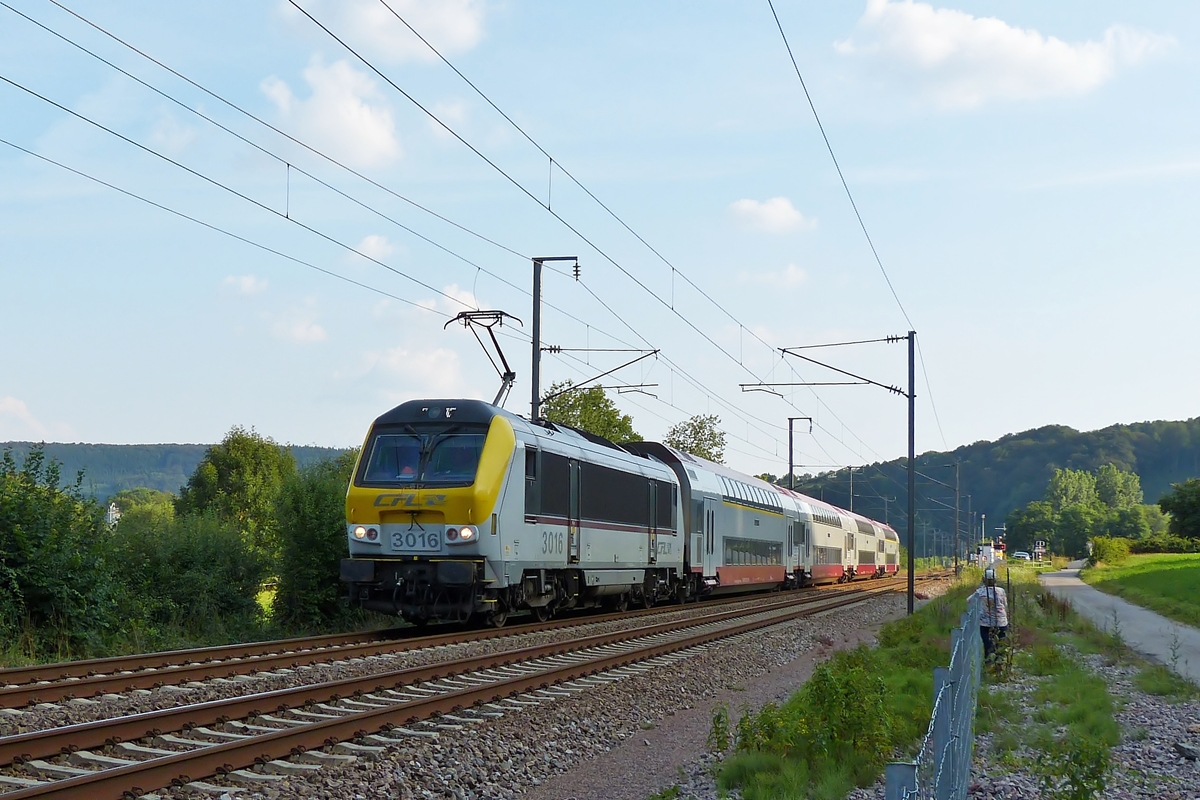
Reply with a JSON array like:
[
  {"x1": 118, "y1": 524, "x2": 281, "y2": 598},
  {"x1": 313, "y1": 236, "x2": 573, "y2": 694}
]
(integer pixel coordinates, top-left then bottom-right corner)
[
  {"x1": 792, "y1": 417, "x2": 1200, "y2": 540},
  {"x1": 0, "y1": 442, "x2": 346, "y2": 499}
]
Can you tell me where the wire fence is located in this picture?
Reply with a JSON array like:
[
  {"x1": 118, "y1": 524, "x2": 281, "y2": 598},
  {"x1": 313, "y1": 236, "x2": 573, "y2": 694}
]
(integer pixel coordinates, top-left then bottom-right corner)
[{"x1": 885, "y1": 594, "x2": 983, "y2": 800}]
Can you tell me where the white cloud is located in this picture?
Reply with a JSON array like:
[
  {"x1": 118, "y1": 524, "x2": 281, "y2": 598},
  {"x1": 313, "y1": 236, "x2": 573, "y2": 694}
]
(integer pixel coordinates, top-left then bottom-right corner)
[
  {"x1": 222, "y1": 274, "x2": 269, "y2": 295},
  {"x1": 729, "y1": 197, "x2": 814, "y2": 233},
  {"x1": 356, "y1": 234, "x2": 395, "y2": 261},
  {"x1": 269, "y1": 303, "x2": 328, "y2": 343},
  {"x1": 739, "y1": 263, "x2": 808, "y2": 289},
  {"x1": 836, "y1": 0, "x2": 1174, "y2": 108},
  {"x1": 0, "y1": 396, "x2": 74, "y2": 441},
  {"x1": 364, "y1": 345, "x2": 464, "y2": 394},
  {"x1": 279, "y1": 0, "x2": 487, "y2": 65},
  {"x1": 262, "y1": 58, "x2": 401, "y2": 168}
]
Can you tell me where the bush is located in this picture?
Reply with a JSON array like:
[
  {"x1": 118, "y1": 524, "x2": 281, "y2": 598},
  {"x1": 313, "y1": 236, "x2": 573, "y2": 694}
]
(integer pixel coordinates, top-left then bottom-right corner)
[
  {"x1": 1129, "y1": 534, "x2": 1200, "y2": 554},
  {"x1": 109, "y1": 510, "x2": 270, "y2": 644},
  {"x1": 273, "y1": 452, "x2": 359, "y2": 629},
  {"x1": 1089, "y1": 536, "x2": 1130, "y2": 566},
  {"x1": 0, "y1": 447, "x2": 122, "y2": 659}
]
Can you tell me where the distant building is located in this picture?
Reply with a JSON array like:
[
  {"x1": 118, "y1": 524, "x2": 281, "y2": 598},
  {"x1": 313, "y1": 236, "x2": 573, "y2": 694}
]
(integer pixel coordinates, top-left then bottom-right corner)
[{"x1": 105, "y1": 502, "x2": 122, "y2": 528}]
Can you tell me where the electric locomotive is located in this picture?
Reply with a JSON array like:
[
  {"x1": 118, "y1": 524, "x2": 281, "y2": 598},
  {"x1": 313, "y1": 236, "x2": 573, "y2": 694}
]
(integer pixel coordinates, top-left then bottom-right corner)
[{"x1": 340, "y1": 399, "x2": 685, "y2": 627}]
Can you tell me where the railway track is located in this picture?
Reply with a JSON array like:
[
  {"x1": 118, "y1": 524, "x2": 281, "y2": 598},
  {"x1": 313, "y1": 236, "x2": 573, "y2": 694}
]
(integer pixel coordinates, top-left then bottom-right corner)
[
  {"x1": 0, "y1": 574, "x2": 945, "y2": 709},
  {"x1": 0, "y1": 577, "x2": 920, "y2": 799}
]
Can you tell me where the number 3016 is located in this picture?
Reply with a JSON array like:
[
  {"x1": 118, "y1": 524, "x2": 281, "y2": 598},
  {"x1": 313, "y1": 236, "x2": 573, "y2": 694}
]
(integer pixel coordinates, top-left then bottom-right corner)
[{"x1": 542, "y1": 531, "x2": 565, "y2": 554}]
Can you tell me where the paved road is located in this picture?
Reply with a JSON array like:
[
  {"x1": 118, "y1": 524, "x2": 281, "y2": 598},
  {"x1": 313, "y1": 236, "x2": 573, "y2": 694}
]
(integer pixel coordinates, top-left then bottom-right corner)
[{"x1": 1040, "y1": 561, "x2": 1200, "y2": 686}]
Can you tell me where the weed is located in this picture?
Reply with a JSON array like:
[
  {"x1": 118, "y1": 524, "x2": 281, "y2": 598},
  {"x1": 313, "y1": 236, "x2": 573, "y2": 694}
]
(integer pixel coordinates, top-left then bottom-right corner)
[
  {"x1": 640, "y1": 720, "x2": 656, "y2": 731},
  {"x1": 1128, "y1": 726, "x2": 1149, "y2": 742},
  {"x1": 645, "y1": 786, "x2": 681, "y2": 800},
  {"x1": 707, "y1": 703, "x2": 731, "y2": 753},
  {"x1": 1108, "y1": 606, "x2": 1124, "y2": 651},
  {"x1": 1135, "y1": 664, "x2": 1199, "y2": 701},
  {"x1": 1035, "y1": 734, "x2": 1110, "y2": 800},
  {"x1": 1169, "y1": 628, "x2": 1182, "y2": 672}
]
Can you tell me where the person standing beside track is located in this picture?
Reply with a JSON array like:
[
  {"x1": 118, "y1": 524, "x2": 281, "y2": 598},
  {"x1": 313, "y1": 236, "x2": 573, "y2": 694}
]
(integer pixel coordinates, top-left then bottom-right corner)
[{"x1": 972, "y1": 567, "x2": 1009, "y2": 660}]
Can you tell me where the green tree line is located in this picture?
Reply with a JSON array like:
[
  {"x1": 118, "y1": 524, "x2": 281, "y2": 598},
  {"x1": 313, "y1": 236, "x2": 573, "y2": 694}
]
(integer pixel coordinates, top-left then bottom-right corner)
[{"x1": 1005, "y1": 464, "x2": 1200, "y2": 559}]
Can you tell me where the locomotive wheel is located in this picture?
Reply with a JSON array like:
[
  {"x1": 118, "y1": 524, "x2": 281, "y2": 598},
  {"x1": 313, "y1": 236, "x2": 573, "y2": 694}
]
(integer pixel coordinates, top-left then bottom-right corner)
[
  {"x1": 614, "y1": 593, "x2": 629, "y2": 612},
  {"x1": 487, "y1": 610, "x2": 508, "y2": 628},
  {"x1": 533, "y1": 606, "x2": 552, "y2": 622}
]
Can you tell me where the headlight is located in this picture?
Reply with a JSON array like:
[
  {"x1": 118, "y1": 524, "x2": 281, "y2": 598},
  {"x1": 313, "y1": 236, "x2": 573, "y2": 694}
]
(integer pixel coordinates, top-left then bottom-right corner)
[
  {"x1": 460, "y1": 526, "x2": 475, "y2": 541},
  {"x1": 354, "y1": 526, "x2": 367, "y2": 539},
  {"x1": 366, "y1": 528, "x2": 378, "y2": 541},
  {"x1": 446, "y1": 528, "x2": 459, "y2": 540}
]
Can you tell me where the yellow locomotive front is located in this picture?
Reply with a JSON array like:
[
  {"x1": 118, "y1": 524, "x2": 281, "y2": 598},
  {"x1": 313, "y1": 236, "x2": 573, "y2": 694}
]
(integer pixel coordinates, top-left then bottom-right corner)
[{"x1": 341, "y1": 399, "x2": 516, "y2": 625}]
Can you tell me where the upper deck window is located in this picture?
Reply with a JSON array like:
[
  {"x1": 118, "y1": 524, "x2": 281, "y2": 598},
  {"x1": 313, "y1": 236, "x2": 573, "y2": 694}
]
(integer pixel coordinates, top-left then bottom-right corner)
[{"x1": 358, "y1": 423, "x2": 489, "y2": 488}]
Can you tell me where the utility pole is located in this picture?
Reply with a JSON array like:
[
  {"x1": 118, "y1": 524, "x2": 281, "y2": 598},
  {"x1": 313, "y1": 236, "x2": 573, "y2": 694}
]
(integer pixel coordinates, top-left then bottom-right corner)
[
  {"x1": 954, "y1": 461, "x2": 960, "y2": 572},
  {"x1": 848, "y1": 466, "x2": 860, "y2": 512},
  {"x1": 772, "y1": 331, "x2": 916, "y2": 613},
  {"x1": 907, "y1": 331, "x2": 916, "y2": 614},
  {"x1": 529, "y1": 256, "x2": 577, "y2": 422}
]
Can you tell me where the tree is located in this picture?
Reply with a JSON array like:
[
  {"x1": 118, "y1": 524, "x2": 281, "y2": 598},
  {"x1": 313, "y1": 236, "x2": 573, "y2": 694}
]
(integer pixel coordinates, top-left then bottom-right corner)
[
  {"x1": 1057, "y1": 504, "x2": 1102, "y2": 558},
  {"x1": 664, "y1": 414, "x2": 726, "y2": 463},
  {"x1": 1005, "y1": 500, "x2": 1056, "y2": 553},
  {"x1": 273, "y1": 451, "x2": 360, "y2": 629},
  {"x1": 109, "y1": 487, "x2": 177, "y2": 512},
  {"x1": 1095, "y1": 464, "x2": 1143, "y2": 509},
  {"x1": 540, "y1": 382, "x2": 640, "y2": 443},
  {"x1": 176, "y1": 426, "x2": 296, "y2": 557},
  {"x1": 1160, "y1": 478, "x2": 1200, "y2": 539},
  {"x1": 1045, "y1": 468, "x2": 1099, "y2": 512},
  {"x1": 1100, "y1": 506, "x2": 1151, "y2": 540}
]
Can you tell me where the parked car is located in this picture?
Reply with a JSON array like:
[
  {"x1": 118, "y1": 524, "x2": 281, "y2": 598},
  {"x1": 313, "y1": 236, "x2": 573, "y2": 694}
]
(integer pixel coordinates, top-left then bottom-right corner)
[{"x1": 1011, "y1": 551, "x2": 1032, "y2": 561}]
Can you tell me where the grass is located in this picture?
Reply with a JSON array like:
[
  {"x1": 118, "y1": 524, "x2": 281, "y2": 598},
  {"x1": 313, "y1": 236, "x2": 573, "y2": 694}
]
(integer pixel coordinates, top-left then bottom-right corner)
[
  {"x1": 1135, "y1": 664, "x2": 1199, "y2": 701},
  {"x1": 715, "y1": 579, "x2": 980, "y2": 799},
  {"x1": 1080, "y1": 553, "x2": 1200, "y2": 628}
]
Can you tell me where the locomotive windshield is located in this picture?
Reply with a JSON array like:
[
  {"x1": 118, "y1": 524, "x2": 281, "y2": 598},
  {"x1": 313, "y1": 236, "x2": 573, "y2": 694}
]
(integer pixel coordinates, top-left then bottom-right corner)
[{"x1": 358, "y1": 423, "x2": 489, "y2": 487}]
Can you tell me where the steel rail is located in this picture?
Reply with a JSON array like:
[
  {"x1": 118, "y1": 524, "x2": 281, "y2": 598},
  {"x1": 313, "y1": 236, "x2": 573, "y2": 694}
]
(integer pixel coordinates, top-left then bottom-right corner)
[
  {"x1": 0, "y1": 585, "x2": 829, "y2": 698},
  {"x1": 0, "y1": 583, "x2": 900, "y2": 800},
  {"x1": 1, "y1": 576, "x2": 927, "y2": 708},
  {"x1": 0, "y1": 581, "x2": 905, "y2": 766},
  {"x1": 0, "y1": 584, "x2": 876, "y2": 763},
  {"x1": 0, "y1": 628, "x2": 407, "y2": 686}
]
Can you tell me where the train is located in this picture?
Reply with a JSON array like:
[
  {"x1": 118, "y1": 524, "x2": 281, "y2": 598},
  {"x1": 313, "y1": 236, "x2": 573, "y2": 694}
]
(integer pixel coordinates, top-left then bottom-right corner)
[{"x1": 340, "y1": 399, "x2": 900, "y2": 627}]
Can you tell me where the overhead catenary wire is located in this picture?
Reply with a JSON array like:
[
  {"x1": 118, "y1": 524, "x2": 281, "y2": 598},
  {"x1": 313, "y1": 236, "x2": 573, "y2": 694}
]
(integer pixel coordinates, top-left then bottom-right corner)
[
  {"x1": 0, "y1": 136, "x2": 450, "y2": 318},
  {"x1": 766, "y1": 0, "x2": 948, "y2": 450},
  {"x1": 371, "y1": 0, "x2": 888, "y2": 466},
  {"x1": 289, "y1": 0, "x2": 884, "y2": 468},
  {"x1": 0, "y1": 72, "x2": 482, "y2": 313},
  {"x1": 38, "y1": 0, "x2": 528, "y2": 264},
  {"x1": 21, "y1": 1, "x2": 905, "y2": 472},
  {"x1": 12, "y1": 0, "x2": 703, "y2": 376}
]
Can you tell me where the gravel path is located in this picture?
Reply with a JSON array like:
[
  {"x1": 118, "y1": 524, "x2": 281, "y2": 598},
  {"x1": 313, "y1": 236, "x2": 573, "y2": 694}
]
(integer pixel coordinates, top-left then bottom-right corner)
[{"x1": 140, "y1": 585, "x2": 938, "y2": 800}]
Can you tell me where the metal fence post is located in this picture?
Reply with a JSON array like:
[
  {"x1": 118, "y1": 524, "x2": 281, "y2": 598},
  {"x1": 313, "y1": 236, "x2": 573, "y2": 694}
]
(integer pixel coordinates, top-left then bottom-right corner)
[
  {"x1": 932, "y1": 666, "x2": 952, "y2": 800},
  {"x1": 886, "y1": 761, "x2": 917, "y2": 800}
]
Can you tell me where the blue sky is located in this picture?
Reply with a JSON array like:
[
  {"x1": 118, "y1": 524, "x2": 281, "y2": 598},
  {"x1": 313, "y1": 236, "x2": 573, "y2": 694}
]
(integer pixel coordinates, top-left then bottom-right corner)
[{"x1": 1, "y1": 0, "x2": 1196, "y2": 478}]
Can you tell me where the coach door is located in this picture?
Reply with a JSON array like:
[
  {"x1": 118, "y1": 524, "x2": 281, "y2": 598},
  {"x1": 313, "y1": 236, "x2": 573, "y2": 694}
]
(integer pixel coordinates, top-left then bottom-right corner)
[
  {"x1": 647, "y1": 481, "x2": 658, "y2": 565},
  {"x1": 568, "y1": 460, "x2": 581, "y2": 563},
  {"x1": 702, "y1": 497, "x2": 719, "y2": 576}
]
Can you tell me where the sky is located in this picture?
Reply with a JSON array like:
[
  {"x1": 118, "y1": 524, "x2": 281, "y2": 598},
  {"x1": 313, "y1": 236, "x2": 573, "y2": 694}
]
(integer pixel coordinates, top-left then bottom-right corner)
[{"x1": 1, "y1": 0, "x2": 1197, "y2": 480}]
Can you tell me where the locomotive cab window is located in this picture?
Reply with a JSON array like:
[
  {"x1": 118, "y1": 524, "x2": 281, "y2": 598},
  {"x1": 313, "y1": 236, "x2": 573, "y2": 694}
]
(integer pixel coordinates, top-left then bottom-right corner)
[
  {"x1": 358, "y1": 422, "x2": 489, "y2": 488},
  {"x1": 524, "y1": 447, "x2": 540, "y2": 519}
]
